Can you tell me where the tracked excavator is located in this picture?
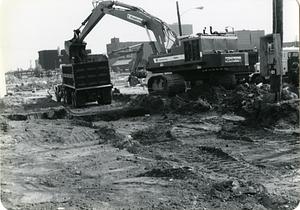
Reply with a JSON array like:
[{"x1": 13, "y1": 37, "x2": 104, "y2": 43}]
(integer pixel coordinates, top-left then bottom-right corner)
[
  {"x1": 108, "y1": 43, "x2": 147, "y2": 86},
  {"x1": 65, "y1": 1, "x2": 258, "y2": 96}
]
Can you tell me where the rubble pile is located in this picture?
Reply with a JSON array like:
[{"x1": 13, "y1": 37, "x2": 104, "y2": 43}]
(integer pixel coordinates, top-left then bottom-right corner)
[
  {"x1": 128, "y1": 94, "x2": 212, "y2": 114},
  {"x1": 222, "y1": 83, "x2": 299, "y2": 126},
  {"x1": 128, "y1": 95, "x2": 165, "y2": 114},
  {"x1": 252, "y1": 99, "x2": 299, "y2": 126},
  {"x1": 170, "y1": 95, "x2": 212, "y2": 114},
  {"x1": 187, "y1": 83, "x2": 299, "y2": 126},
  {"x1": 125, "y1": 83, "x2": 299, "y2": 126},
  {"x1": 131, "y1": 125, "x2": 176, "y2": 145}
]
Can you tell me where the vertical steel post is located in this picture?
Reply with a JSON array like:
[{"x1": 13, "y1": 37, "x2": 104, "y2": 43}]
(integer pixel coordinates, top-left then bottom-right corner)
[
  {"x1": 176, "y1": 1, "x2": 182, "y2": 36},
  {"x1": 272, "y1": 0, "x2": 283, "y2": 101},
  {"x1": 297, "y1": 1, "x2": 300, "y2": 95},
  {"x1": 273, "y1": 0, "x2": 283, "y2": 45}
]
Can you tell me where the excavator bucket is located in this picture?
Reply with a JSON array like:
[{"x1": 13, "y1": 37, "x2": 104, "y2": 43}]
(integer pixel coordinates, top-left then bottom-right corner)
[{"x1": 64, "y1": 40, "x2": 87, "y2": 63}]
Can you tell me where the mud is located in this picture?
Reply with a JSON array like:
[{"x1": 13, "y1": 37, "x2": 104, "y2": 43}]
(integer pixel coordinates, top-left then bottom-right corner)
[
  {"x1": 73, "y1": 106, "x2": 147, "y2": 121},
  {"x1": 198, "y1": 146, "x2": 238, "y2": 161},
  {"x1": 3, "y1": 107, "x2": 67, "y2": 121},
  {"x1": 138, "y1": 166, "x2": 195, "y2": 180},
  {"x1": 131, "y1": 124, "x2": 176, "y2": 145},
  {"x1": 23, "y1": 97, "x2": 61, "y2": 110},
  {"x1": 1, "y1": 82, "x2": 299, "y2": 210}
]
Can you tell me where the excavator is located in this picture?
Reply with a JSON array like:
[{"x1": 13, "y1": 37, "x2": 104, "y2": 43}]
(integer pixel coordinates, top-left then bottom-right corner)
[
  {"x1": 65, "y1": 1, "x2": 258, "y2": 96},
  {"x1": 108, "y1": 43, "x2": 147, "y2": 86}
]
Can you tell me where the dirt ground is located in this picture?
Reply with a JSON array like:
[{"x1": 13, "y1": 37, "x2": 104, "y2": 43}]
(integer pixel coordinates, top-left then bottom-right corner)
[{"x1": 1, "y1": 83, "x2": 300, "y2": 210}]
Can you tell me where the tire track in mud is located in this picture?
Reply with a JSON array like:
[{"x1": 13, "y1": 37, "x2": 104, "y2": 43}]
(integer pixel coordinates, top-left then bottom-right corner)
[
  {"x1": 178, "y1": 145, "x2": 274, "y2": 182},
  {"x1": 157, "y1": 132, "x2": 299, "y2": 199},
  {"x1": 167, "y1": 121, "x2": 299, "y2": 184},
  {"x1": 144, "y1": 123, "x2": 274, "y2": 183},
  {"x1": 115, "y1": 120, "x2": 272, "y2": 183},
  {"x1": 254, "y1": 137, "x2": 300, "y2": 163}
]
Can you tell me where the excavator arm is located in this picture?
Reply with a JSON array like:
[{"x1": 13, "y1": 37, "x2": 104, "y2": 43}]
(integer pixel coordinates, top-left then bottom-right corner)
[
  {"x1": 65, "y1": 0, "x2": 178, "y2": 63},
  {"x1": 108, "y1": 43, "x2": 145, "y2": 76}
]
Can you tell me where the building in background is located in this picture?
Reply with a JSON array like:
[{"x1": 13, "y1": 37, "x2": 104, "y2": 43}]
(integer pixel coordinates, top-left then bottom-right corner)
[
  {"x1": 38, "y1": 49, "x2": 95, "y2": 70},
  {"x1": 58, "y1": 50, "x2": 71, "y2": 66},
  {"x1": 168, "y1": 23, "x2": 193, "y2": 36},
  {"x1": 106, "y1": 37, "x2": 153, "y2": 72},
  {"x1": 38, "y1": 50, "x2": 61, "y2": 70},
  {"x1": 234, "y1": 30, "x2": 298, "y2": 50},
  {"x1": 234, "y1": 30, "x2": 265, "y2": 50}
]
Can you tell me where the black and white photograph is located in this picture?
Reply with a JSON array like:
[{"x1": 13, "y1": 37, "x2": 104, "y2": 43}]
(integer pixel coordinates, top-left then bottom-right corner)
[{"x1": 0, "y1": 0, "x2": 299, "y2": 209}]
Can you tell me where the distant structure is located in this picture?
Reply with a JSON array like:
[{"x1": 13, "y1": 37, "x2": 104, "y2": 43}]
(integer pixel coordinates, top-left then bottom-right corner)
[
  {"x1": 38, "y1": 49, "x2": 95, "y2": 70},
  {"x1": 106, "y1": 37, "x2": 153, "y2": 72},
  {"x1": 5, "y1": 69, "x2": 35, "y2": 79},
  {"x1": 38, "y1": 50, "x2": 61, "y2": 70},
  {"x1": 168, "y1": 23, "x2": 193, "y2": 36},
  {"x1": 234, "y1": 30, "x2": 265, "y2": 50},
  {"x1": 283, "y1": 41, "x2": 299, "y2": 48}
]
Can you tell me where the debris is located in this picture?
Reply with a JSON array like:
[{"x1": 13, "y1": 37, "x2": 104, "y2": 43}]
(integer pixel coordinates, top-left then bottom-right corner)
[
  {"x1": 131, "y1": 125, "x2": 176, "y2": 145},
  {"x1": 129, "y1": 95, "x2": 165, "y2": 113},
  {"x1": 171, "y1": 96, "x2": 212, "y2": 114},
  {"x1": 282, "y1": 87, "x2": 298, "y2": 100}
]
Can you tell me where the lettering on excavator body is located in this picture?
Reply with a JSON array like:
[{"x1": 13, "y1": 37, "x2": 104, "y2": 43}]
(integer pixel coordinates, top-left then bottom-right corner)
[
  {"x1": 225, "y1": 56, "x2": 242, "y2": 63},
  {"x1": 153, "y1": 54, "x2": 185, "y2": 63}
]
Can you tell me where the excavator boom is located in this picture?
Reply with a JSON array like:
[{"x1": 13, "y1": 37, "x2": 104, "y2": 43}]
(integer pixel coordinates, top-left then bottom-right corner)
[{"x1": 65, "y1": 1, "x2": 178, "y2": 62}]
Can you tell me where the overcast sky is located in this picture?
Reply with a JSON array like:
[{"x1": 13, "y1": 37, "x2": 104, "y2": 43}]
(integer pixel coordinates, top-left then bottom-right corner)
[{"x1": 0, "y1": 0, "x2": 299, "y2": 71}]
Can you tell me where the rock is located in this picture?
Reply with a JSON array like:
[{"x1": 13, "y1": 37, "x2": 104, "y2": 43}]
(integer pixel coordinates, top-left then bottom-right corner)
[
  {"x1": 231, "y1": 180, "x2": 240, "y2": 191},
  {"x1": 256, "y1": 83, "x2": 263, "y2": 88}
]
